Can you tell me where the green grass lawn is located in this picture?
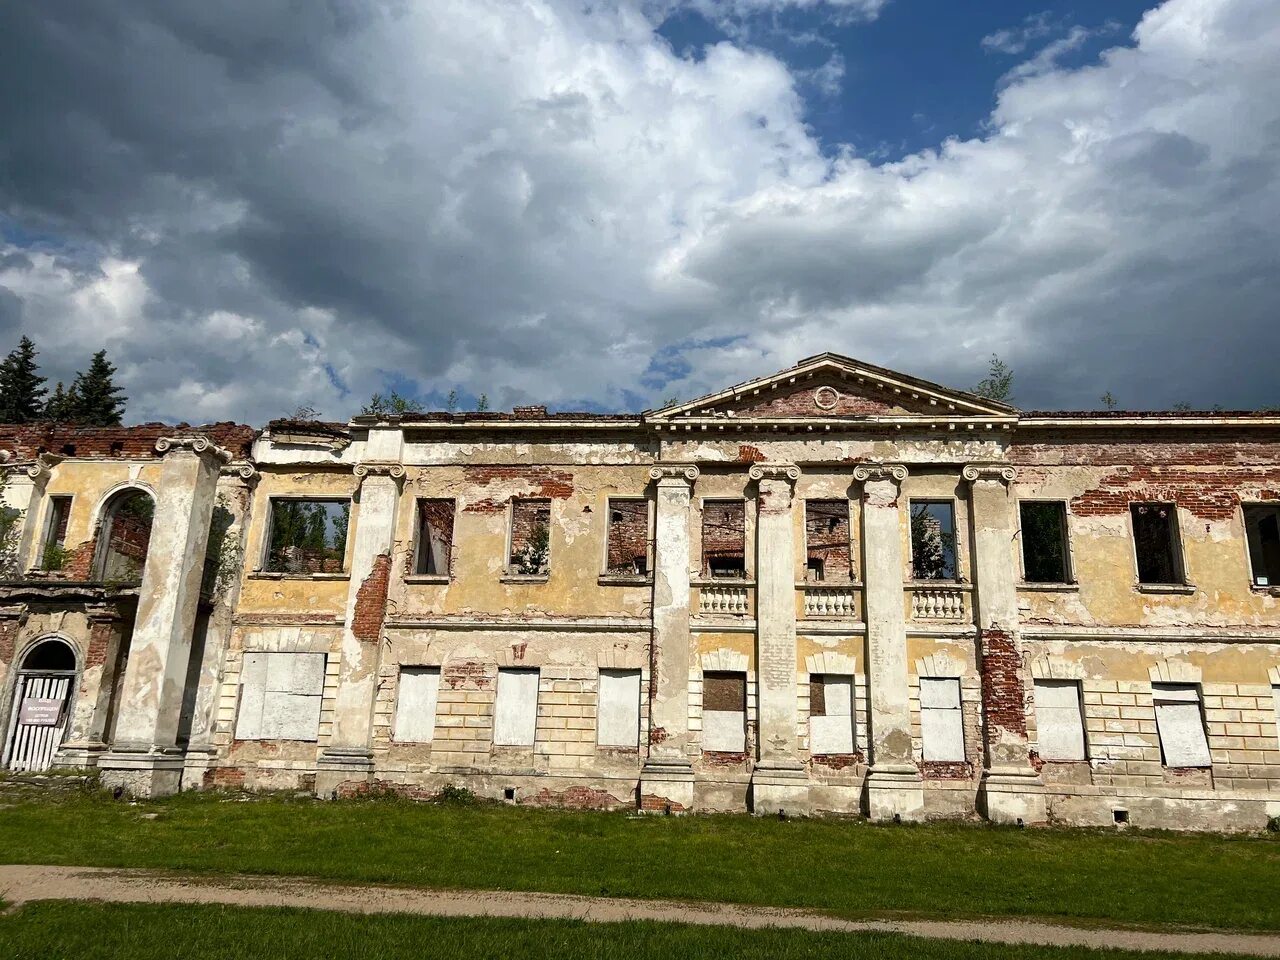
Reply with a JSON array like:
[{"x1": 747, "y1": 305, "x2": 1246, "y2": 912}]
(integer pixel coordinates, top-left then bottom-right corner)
[
  {"x1": 0, "y1": 790, "x2": 1277, "y2": 931},
  {"x1": 0, "y1": 902, "x2": 1243, "y2": 960}
]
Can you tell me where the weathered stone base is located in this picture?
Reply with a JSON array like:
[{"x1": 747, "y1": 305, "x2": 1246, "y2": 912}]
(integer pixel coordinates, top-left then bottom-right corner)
[
  {"x1": 180, "y1": 745, "x2": 219, "y2": 792},
  {"x1": 314, "y1": 749, "x2": 375, "y2": 798},
  {"x1": 1046, "y1": 789, "x2": 1280, "y2": 832},
  {"x1": 866, "y1": 764, "x2": 925, "y2": 821},
  {"x1": 51, "y1": 740, "x2": 108, "y2": 771},
  {"x1": 98, "y1": 751, "x2": 185, "y2": 798},
  {"x1": 750, "y1": 764, "x2": 810, "y2": 815},
  {"x1": 980, "y1": 769, "x2": 1048, "y2": 824},
  {"x1": 639, "y1": 759, "x2": 695, "y2": 813}
]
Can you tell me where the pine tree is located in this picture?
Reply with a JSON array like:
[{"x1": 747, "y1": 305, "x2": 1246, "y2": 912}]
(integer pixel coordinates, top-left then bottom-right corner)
[
  {"x1": 69, "y1": 350, "x2": 127, "y2": 426},
  {"x1": 44, "y1": 382, "x2": 79, "y2": 422},
  {"x1": 0, "y1": 336, "x2": 48, "y2": 422}
]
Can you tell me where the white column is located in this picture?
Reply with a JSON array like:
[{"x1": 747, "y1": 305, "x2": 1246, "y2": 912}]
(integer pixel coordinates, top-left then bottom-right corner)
[
  {"x1": 748, "y1": 463, "x2": 809, "y2": 814},
  {"x1": 100, "y1": 436, "x2": 228, "y2": 797},
  {"x1": 963, "y1": 464, "x2": 1045, "y2": 824},
  {"x1": 315, "y1": 459, "x2": 404, "y2": 796},
  {"x1": 640, "y1": 464, "x2": 698, "y2": 813},
  {"x1": 854, "y1": 463, "x2": 924, "y2": 821},
  {"x1": 1, "y1": 455, "x2": 51, "y2": 574}
]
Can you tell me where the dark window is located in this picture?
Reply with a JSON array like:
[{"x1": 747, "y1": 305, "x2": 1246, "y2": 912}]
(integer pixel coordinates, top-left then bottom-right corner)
[
  {"x1": 1131, "y1": 503, "x2": 1183, "y2": 584},
  {"x1": 703, "y1": 672, "x2": 746, "y2": 712},
  {"x1": 41, "y1": 496, "x2": 72, "y2": 570},
  {"x1": 805, "y1": 500, "x2": 851, "y2": 581},
  {"x1": 264, "y1": 499, "x2": 350, "y2": 574},
  {"x1": 605, "y1": 499, "x2": 648, "y2": 575},
  {"x1": 509, "y1": 499, "x2": 551, "y2": 575},
  {"x1": 415, "y1": 499, "x2": 455, "y2": 576},
  {"x1": 1020, "y1": 502, "x2": 1071, "y2": 583},
  {"x1": 809, "y1": 676, "x2": 827, "y2": 716},
  {"x1": 98, "y1": 491, "x2": 155, "y2": 581},
  {"x1": 1244, "y1": 504, "x2": 1280, "y2": 586},
  {"x1": 702, "y1": 500, "x2": 745, "y2": 579},
  {"x1": 910, "y1": 500, "x2": 957, "y2": 580}
]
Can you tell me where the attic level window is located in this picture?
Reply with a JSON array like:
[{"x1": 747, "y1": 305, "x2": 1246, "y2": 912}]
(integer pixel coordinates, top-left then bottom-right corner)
[
  {"x1": 264, "y1": 499, "x2": 350, "y2": 574},
  {"x1": 1131, "y1": 503, "x2": 1184, "y2": 585},
  {"x1": 1244, "y1": 504, "x2": 1280, "y2": 586},
  {"x1": 910, "y1": 501, "x2": 957, "y2": 581},
  {"x1": 702, "y1": 500, "x2": 745, "y2": 579},
  {"x1": 605, "y1": 499, "x2": 649, "y2": 576},
  {"x1": 1020, "y1": 501, "x2": 1071, "y2": 583},
  {"x1": 509, "y1": 499, "x2": 551, "y2": 576},
  {"x1": 414, "y1": 499, "x2": 455, "y2": 576},
  {"x1": 805, "y1": 500, "x2": 852, "y2": 581}
]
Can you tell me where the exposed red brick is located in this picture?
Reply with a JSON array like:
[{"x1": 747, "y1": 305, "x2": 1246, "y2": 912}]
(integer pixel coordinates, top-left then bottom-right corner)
[
  {"x1": 1069, "y1": 466, "x2": 1280, "y2": 521},
  {"x1": 61, "y1": 538, "x2": 97, "y2": 581},
  {"x1": 640, "y1": 793, "x2": 686, "y2": 813},
  {"x1": 701, "y1": 500, "x2": 745, "y2": 574},
  {"x1": 0, "y1": 421, "x2": 256, "y2": 461},
  {"x1": 810, "y1": 752, "x2": 864, "y2": 770},
  {"x1": 647, "y1": 724, "x2": 668, "y2": 745},
  {"x1": 979, "y1": 628, "x2": 1028, "y2": 742},
  {"x1": 701, "y1": 750, "x2": 748, "y2": 767},
  {"x1": 605, "y1": 500, "x2": 648, "y2": 574},
  {"x1": 523, "y1": 786, "x2": 625, "y2": 810},
  {"x1": 352, "y1": 553, "x2": 391, "y2": 644},
  {"x1": 443, "y1": 660, "x2": 492, "y2": 690},
  {"x1": 202, "y1": 766, "x2": 247, "y2": 790},
  {"x1": 736, "y1": 444, "x2": 766, "y2": 463},
  {"x1": 0, "y1": 620, "x2": 18, "y2": 665},
  {"x1": 85, "y1": 619, "x2": 116, "y2": 667},
  {"x1": 805, "y1": 499, "x2": 852, "y2": 581},
  {"x1": 462, "y1": 466, "x2": 574, "y2": 513},
  {"x1": 920, "y1": 760, "x2": 975, "y2": 780},
  {"x1": 724, "y1": 380, "x2": 900, "y2": 418}
]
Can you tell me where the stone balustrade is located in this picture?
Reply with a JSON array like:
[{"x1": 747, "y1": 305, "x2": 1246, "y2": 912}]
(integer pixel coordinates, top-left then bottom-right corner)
[
  {"x1": 694, "y1": 580, "x2": 752, "y2": 616},
  {"x1": 800, "y1": 583, "x2": 860, "y2": 619},
  {"x1": 907, "y1": 583, "x2": 969, "y2": 621}
]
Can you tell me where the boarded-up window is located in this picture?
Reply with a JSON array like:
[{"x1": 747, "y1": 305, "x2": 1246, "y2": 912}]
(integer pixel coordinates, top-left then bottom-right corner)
[
  {"x1": 805, "y1": 500, "x2": 851, "y2": 582},
  {"x1": 809, "y1": 674, "x2": 855, "y2": 754},
  {"x1": 1152, "y1": 683, "x2": 1211, "y2": 767},
  {"x1": 702, "y1": 671, "x2": 746, "y2": 752},
  {"x1": 1131, "y1": 503, "x2": 1183, "y2": 585},
  {"x1": 1020, "y1": 502, "x2": 1071, "y2": 583},
  {"x1": 910, "y1": 501, "x2": 957, "y2": 580},
  {"x1": 509, "y1": 499, "x2": 551, "y2": 575},
  {"x1": 597, "y1": 669, "x2": 642, "y2": 747},
  {"x1": 605, "y1": 500, "x2": 649, "y2": 576},
  {"x1": 394, "y1": 667, "x2": 440, "y2": 743},
  {"x1": 264, "y1": 499, "x2": 350, "y2": 574},
  {"x1": 235, "y1": 652, "x2": 326, "y2": 741},
  {"x1": 414, "y1": 500, "x2": 455, "y2": 576},
  {"x1": 919, "y1": 677, "x2": 965, "y2": 761},
  {"x1": 702, "y1": 501, "x2": 745, "y2": 579},
  {"x1": 493, "y1": 668, "x2": 539, "y2": 746},
  {"x1": 1244, "y1": 504, "x2": 1280, "y2": 586},
  {"x1": 1033, "y1": 679, "x2": 1086, "y2": 761}
]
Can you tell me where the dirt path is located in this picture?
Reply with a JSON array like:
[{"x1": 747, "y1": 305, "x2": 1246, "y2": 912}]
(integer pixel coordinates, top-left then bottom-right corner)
[{"x1": 2, "y1": 864, "x2": 1276, "y2": 956}]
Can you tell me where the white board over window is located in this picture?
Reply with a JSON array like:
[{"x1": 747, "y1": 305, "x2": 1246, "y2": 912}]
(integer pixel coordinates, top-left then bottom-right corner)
[
  {"x1": 1033, "y1": 679, "x2": 1087, "y2": 761},
  {"x1": 597, "y1": 669, "x2": 641, "y2": 747},
  {"x1": 809, "y1": 674, "x2": 855, "y2": 754},
  {"x1": 235, "y1": 652, "x2": 325, "y2": 741},
  {"x1": 1152, "y1": 683, "x2": 1211, "y2": 768},
  {"x1": 919, "y1": 677, "x2": 965, "y2": 762},
  {"x1": 394, "y1": 667, "x2": 440, "y2": 743},
  {"x1": 493, "y1": 668, "x2": 539, "y2": 746},
  {"x1": 702, "y1": 672, "x2": 746, "y2": 752}
]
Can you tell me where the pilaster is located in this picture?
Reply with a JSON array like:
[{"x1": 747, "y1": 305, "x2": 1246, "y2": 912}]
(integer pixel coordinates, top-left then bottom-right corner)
[
  {"x1": 639, "y1": 464, "x2": 698, "y2": 813},
  {"x1": 1, "y1": 455, "x2": 52, "y2": 573},
  {"x1": 963, "y1": 463, "x2": 1046, "y2": 824},
  {"x1": 854, "y1": 463, "x2": 923, "y2": 821},
  {"x1": 53, "y1": 608, "x2": 126, "y2": 769}
]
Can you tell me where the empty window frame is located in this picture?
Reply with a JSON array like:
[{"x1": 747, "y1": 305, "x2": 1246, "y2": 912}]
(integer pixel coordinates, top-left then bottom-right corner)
[
  {"x1": 605, "y1": 499, "x2": 649, "y2": 576},
  {"x1": 702, "y1": 671, "x2": 747, "y2": 752},
  {"x1": 809, "y1": 674, "x2": 855, "y2": 754},
  {"x1": 40, "y1": 495, "x2": 73, "y2": 570},
  {"x1": 508, "y1": 499, "x2": 551, "y2": 575},
  {"x1": 919, "y1": 677, "x2": 965, "y2": 761},
  {"x1": 234, "y1": 652, "x2": 326, "y2": 741},
  {"x1": 1243, "y1": 504, "x2": 1280, "y2": 587},
  {"x1": 702, "y1": 500, "x2": 746, "y2": 579},
  {"x1": 597, "y1": 668, "x2": 642, "y2": 747},
  {"x1": 393, "y1": 666, "x2": 440, "y2": 743},
  {"x1": 493, "y1": 668, "x2": 539, "y2": 746},
  {"x1": 1020, "y1": 501, "x2": 1072, "y2": 583},
  {"x1": 414, "y1": 499, "x2": 455, "y2": 576},
  {"x1": 910, "y1": 500, "x2": 958, "y2": 581},
  {"x1": 1032, "y1": 679, "x2": 1087, "y2": 761},
  {"x1": 1151, "y1": 683, "x2": 1211, "y2": 767},
  {"x1": 1130, "y1": 503, "x2": 1184, "y2": 585},
  {"x1": 805, "y1": 500, "x2": 852, "y2": 582},
  {"x1": 263, "y1": 499, "x2": 350, "y2": 574}
]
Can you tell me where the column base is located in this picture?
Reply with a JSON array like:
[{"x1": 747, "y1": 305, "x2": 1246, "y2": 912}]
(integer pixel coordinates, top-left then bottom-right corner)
[
  {"x1": 750, "y1": 762, "x2": 810, "y2": 816},
  {"x1": 980, "y1": 767, "x2": 1047, "y2": 825},
  {"x1": 181, "y1": 743, "x2": 219, "y2": 791},
  {"x1": 314, "y1": 748, "x2": 375, "y2": 798},
  {"x1": 639, "y1": 759, "x2": 695, "y2": 814},
  {"x1": 52, "y1": 740, "x2": 108, "y2": 771},
  {"x1": 98, "y1": 749, "x2": 186, "y2": 798},
  {"x1": 866, "y1": 763, "x2": 925, "y2": 822}
]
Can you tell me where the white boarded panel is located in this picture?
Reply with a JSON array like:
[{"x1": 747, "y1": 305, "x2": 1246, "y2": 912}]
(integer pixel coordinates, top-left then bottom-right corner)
[
  {"x1": 262, "y1": 692, "x2": 323, "y2": 740},
  {"x1": 597, "y1": 669, "x2": 641, "y2": 747},
  {"x1": 702, "y1": 710, "x2": 746, "y2": 752},
  {"x1": 234, "y1": 652, "x2": 268, "y2": 740},
  {"x1": 493, "y1": 669, "x2": 539, "y2": 746},
  {"x1": 810, "y1": 675, "x2": 854, "y2": 754},
  {"x1": 822, "y1": 675, "x2": 853, "y2": 716},
  {"x1": 284, "y1": 653, "x2": 326, "y2": 695},
  {"x1": 395, "y1": 667, "x2": 441, "y2": 743},
  {"x1": 920, "y1": 677, "x2": 965, "y2": 761},
  {"x1": 1033, "y1": 679, "x2": 1086, "y2": 761},
  {"x1": 1153, "y1": 684, "x2": 1210, "y2": 767}
]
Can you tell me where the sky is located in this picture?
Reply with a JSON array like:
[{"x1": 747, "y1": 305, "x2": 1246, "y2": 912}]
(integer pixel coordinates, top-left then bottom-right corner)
[{"x1": 0, "y1": 0, "x2": 1277, "y2": 424}]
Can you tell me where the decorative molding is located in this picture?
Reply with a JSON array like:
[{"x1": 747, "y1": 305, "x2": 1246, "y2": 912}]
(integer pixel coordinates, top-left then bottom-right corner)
[
  {"x1": 155, "y1": 436, "x2": 233, "y2": 464},
  {"x1": 22, "y1": 454, "x2": 55, "y2": 485},
  {"x1": 1149, "y1": 659, "x2": 1202, "y2": 684},
  {"x1": 354, "y1": 461, "x2": 407, "y2": 481},
  {"x1": 701, "y1": 648, "x2": 749, "y2": 672},
  {"x1": 915, "y1": 651, "x2": 966, "y2": 678},
  {"x1": 1029, "y1": 655, "x2": 1085, "y2": 681},
  {"x1": 813, "y1": 385, "x2": 839, "y2": 410},
  {"x1": 598, "y1": 647, "x2": 647, "y2": 670},
  {"x1": 852, "y1": 463, "x2": 908, "y2": 484},
  {"x1": 961, "y1": 463, "x2": 1017, "y2": 484},
  {"x1": 747, "y1": 462, "x2": 800, "y2": 483},
  {"x1": 649, "y1": 463, "x2": 700, "y2": 484},
  {"x1": 1268, "y1": 666, "x2": 1280, "y2": 686},
  {"x1": 804, "y1": 652, "x2": 857, "y2": 676},
  {"x1": 221, "y1": 461, "x2": 261, "y2": 485}
]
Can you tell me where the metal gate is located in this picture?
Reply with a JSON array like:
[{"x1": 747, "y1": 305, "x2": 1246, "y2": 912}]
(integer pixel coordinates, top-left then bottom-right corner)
[{"x1": 2, "y1": 673, "x2": 73, "y2": 772}]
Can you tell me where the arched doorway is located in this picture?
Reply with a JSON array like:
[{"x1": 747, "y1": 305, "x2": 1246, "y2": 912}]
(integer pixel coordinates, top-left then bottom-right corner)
[
  {"x1": 95, "y1": 489, "x2": 155, "y2": 582},
  {"x1": 2, "y1": 638, "x2": 77, "y2": 772}
]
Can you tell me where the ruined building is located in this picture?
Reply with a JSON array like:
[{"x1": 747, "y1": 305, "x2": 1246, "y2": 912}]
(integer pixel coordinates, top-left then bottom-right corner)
[{"x1": 2, "y1": 353, "x2": 1279, "y2": 831}]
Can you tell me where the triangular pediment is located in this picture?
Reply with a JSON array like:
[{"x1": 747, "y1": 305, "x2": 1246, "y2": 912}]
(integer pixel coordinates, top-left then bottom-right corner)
[{"x1": 646, "y1": 353, "x2": 1015, "y2": 422}]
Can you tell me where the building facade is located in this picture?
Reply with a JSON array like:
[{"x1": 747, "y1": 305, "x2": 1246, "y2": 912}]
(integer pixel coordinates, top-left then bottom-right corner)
[{"x1": 2, "y1": 353, "x2": 1279, "y2": 830}]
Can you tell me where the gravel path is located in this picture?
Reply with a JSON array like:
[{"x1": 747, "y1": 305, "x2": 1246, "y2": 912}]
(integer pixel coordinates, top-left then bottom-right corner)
[{"x1": 2, "y1": 864, "x2": 1276, "y2": 956}]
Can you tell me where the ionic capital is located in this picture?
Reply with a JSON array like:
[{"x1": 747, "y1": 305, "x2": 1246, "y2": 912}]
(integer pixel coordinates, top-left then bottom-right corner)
[
  {"x1": 354, "y1": 461, "x2": 407, "y2": 482},
  {"x1": 747, "y1": 462, "x2": 800, "y2": 484},
  {"x1": 155, "y1": 435, "x2": 233, "y2": 465},
  {"x1": 21, "y1": 454, "x2": 55, "y2": 486},
  {"x1": 852, "y1": 463, "x2": 909, "y2": 485},
  {"x1": 221, "y1": 461, "x2": 261, "y2": 486},
  {"x1": 961, "y1": 463, "x2": 1017, "y2": 485},
  {"x1": 649, "y1": 463, "x2": 699, "y2": 486}
]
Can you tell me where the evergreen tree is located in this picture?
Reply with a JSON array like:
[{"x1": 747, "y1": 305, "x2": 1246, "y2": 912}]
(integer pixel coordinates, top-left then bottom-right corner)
[
  {"x1": 0, "y1": 336, "x2": 48, "y2": 422},
  {"x1": 69, "y1": 350, "x2": 127, "y2": 426},
  {"x1": 43, "y1": 381, "x2": 79, "y2": 422}
]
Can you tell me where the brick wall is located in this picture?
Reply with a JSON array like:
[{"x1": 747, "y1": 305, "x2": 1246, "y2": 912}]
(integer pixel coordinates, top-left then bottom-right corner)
[
  {"x1": 605, "y1": 500, "x2": 648, "y2": 574},
  {"x1": 701, "y1": 500, "x2": 745, "y2": 573},
  {"x1": 805, "y1": 500, "x2": 852, "y2": 580},
  {"x1": 0, "y1": 421, "x2": 256, "y2": 460},
  {"x1": 351, "y1": 553, "x2": 391, "y2": 644}
]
